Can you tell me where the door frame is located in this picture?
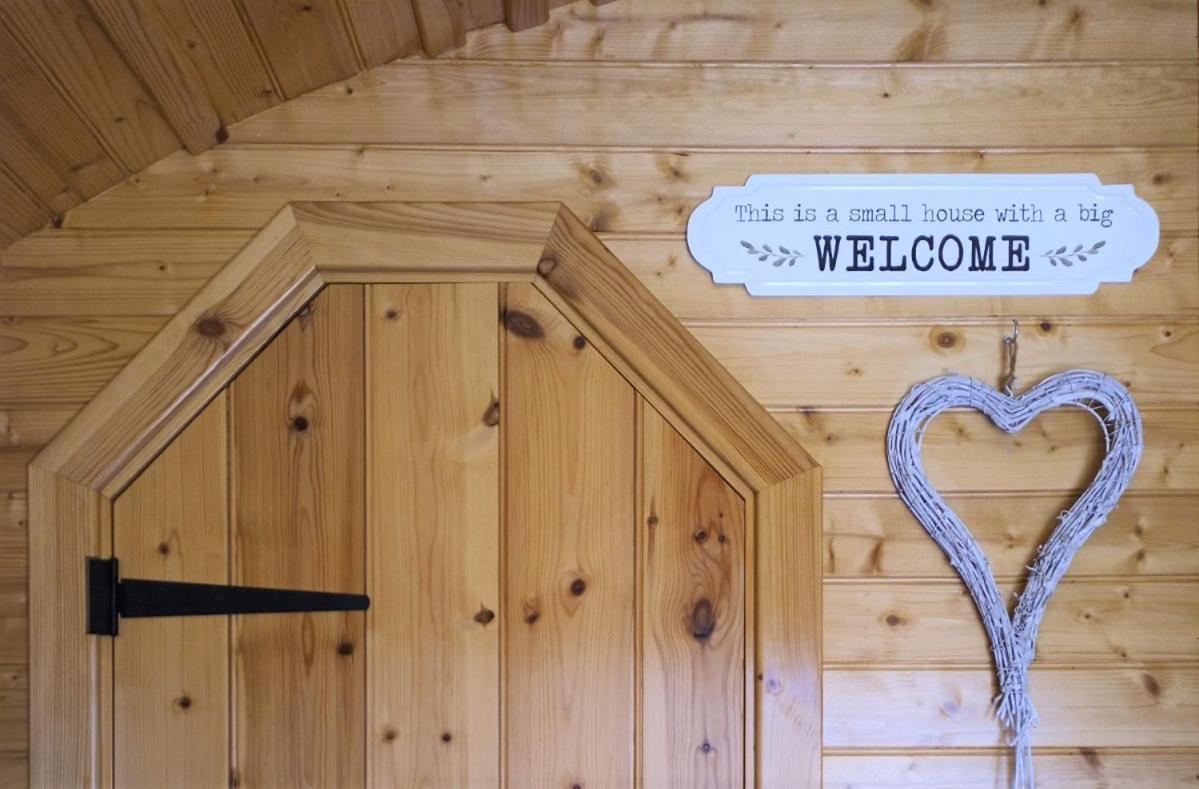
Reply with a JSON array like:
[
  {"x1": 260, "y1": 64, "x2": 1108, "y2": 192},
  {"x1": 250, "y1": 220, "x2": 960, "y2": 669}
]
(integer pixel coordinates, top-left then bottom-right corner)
[{"x1": 29, "y1": 200, "x2": 822, "y2": 787}]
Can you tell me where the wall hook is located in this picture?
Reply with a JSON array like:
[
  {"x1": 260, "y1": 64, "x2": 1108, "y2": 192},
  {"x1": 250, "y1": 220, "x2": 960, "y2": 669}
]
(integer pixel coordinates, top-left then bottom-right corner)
[{"x1": 1002, "y1": 319, "x2": 1020, "y2": 396}]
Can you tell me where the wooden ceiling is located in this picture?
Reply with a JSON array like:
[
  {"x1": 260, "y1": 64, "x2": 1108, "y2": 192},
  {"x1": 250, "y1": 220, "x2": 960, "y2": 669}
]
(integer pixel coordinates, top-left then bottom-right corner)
[{"x1": 0, "y1": 0, "x2": 583, "y2": 249}]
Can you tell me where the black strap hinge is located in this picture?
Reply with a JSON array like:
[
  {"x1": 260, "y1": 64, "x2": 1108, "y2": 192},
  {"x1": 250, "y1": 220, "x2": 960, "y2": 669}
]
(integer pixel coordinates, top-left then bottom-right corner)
[{"x1": 86, "y1": 556, "x2": 370, "y2": 636}]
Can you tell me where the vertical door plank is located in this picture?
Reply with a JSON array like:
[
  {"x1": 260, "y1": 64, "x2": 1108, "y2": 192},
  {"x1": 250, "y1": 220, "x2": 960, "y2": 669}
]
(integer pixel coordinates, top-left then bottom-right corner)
[
  {"x1": 230, "y1": 285, "x2": 365, "y2": 788},
  {"x1": 640, "y1": 403, "x2": 745, "y2": 788},
  {"x1": 112, "y1": 394, "x2": 228, "y2": 788},
  {"x1": 367, "y1": 283, "x2": 500, "y2": 787},
  {"x1": 504, "y1": 283, "x2": 635, "y2": 788}
]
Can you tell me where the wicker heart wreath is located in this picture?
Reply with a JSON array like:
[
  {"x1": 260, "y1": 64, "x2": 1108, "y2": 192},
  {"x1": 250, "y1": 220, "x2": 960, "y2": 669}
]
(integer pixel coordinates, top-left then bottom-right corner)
[{"x1": 886, "y1": 369, "x2": 1143, "y2": 788}]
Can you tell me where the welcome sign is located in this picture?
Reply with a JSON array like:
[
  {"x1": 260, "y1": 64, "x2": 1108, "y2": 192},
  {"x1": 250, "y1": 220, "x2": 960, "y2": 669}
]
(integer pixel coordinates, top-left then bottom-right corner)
[{"x1": 686, "y1": 174, "x2": 1159, "y2": 296}]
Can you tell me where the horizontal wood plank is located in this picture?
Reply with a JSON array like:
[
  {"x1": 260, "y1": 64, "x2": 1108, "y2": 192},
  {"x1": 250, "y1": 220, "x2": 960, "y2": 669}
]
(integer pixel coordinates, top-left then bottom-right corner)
[
  {"x1": 4, "y1": 229, "x2": 1197, "y2": 320},
  {"x1": 0, "y1": 453, "x2": 34, "y2": 491},
  {"x1": 59, "y1": 148, "x2": 1199, "y2": 235},
  {"x1": 461, "y1": 0, "x2": 1199, "y2": 62},
  {"x1": 0, "y1": 582, "x2": 25, "y2": 665},
  {"x1": 824, "y1": 666, "x2": 1199, "y2": 748},
  {"x1": 0, "y1": 492, "x2": 26, "y2": 583},
  {"x1": 228, "y1": 61, "x2": 1199, "y2": 148},
  {"x1": 0, "y1": 229, "x2": 247, "y2": 316},
  {"x1": 784, "y1": 407, "x2": 1199, "y2": 493},
  {"x1": 605, "y1": 234, "x2": 1199, "y2": 320},
  {"x1": 823, "y1": 749, "x2": 1199, "y2": 788},
  {"x1": 0, "y1": 666, "x2": 26, "y2": 754},
  {"x1": 0, "y1": 316, "x2": 165, "y2": 406},
  {"x1": 824, "y1": 580, "x2": 1198, "y2": 666},
  {"x1": 690, "y1": 320, "x2": 1199, "y2": 408},
  {"x1": 824, "y1": 493, "x2": 1199, "y2": 579}
]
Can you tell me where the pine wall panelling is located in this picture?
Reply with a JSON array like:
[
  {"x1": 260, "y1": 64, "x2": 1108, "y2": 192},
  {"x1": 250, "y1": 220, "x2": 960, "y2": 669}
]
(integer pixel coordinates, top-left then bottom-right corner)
[{"x1": 2, "y1": 0, "x2": 1197, "y2": 785}]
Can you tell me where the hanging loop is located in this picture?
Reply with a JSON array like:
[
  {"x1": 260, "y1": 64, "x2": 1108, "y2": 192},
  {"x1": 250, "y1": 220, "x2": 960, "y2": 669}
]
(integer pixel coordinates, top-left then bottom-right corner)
[{"x1": 1002, "y1": 320, "x2": 1020, "y2": 396}]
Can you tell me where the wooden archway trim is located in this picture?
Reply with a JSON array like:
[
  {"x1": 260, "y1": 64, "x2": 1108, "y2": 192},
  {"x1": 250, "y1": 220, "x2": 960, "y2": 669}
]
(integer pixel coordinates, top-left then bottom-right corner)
[{"x1": 29, "y1": 200, "x2": 821, "y2": 788}]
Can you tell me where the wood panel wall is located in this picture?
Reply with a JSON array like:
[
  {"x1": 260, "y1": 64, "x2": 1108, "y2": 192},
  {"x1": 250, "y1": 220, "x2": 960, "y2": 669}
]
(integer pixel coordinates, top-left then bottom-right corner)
[
  {"x1": 0, "y1": 0, "x2": 580, "y2": 248},
  {"x1": 2, "y1": 1, "x2": 1197, "y2": 785}
]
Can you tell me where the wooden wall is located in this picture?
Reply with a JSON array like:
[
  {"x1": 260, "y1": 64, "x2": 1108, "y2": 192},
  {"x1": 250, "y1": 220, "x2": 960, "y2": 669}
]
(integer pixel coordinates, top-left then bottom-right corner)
[{"x1": 2, "y1": 1, "x2": 1197, "y2": 785}]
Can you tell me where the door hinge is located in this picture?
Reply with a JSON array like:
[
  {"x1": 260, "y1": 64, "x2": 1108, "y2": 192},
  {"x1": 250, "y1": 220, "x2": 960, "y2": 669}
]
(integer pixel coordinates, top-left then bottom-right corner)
[{"x1": 86, "y1": 556, "x2": 370, "y2": 636}]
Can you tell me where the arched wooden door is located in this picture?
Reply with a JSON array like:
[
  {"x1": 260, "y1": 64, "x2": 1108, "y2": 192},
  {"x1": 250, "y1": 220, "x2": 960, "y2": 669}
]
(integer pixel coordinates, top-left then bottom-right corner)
[{"x1": 30, "y1": 202, "x2": 821, "y2": 788}]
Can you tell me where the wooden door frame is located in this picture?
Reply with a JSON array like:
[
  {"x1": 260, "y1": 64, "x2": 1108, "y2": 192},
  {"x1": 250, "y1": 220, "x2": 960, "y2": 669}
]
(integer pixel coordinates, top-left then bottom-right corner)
[{"x1": 28, "y1": 201, "x2": 822, "y2": 788}]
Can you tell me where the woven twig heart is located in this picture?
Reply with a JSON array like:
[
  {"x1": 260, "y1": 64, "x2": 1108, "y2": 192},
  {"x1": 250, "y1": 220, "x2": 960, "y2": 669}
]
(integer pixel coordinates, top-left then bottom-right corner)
[{"x1": 886, "y1": 370, "x2": 1143, "y2": 789}]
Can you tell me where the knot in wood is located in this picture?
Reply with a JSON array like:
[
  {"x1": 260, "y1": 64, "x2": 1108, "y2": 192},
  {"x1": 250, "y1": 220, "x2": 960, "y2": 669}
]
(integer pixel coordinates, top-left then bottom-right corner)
[
  {"x1": 689, "y1": 598, "x2": 716, "y2": 642},
  {"x1": 195, "y1": 317, "x2": 225, "y2": 338},
  {"x1": 536, "y1": 255, "x2": 558, "y2": 276},
  {"x1": 503, "y1": 309, "x2": 544, "y2": 339}
]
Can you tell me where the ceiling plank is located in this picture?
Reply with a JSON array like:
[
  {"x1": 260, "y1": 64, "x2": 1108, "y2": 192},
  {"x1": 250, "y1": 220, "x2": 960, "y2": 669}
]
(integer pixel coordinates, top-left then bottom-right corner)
[
  {"x1": 411, "y1": 0, "x2": 465, "y2": 56},
  {"x1": 237, "y1": 0, "x2": 361, "y2": 99},
  {"x1": 0, "y1": 23, "x2": 124, "y2": 215},
  {"x1": 0, "y1": 0, "x2": 181, "y2": 172},
  {"x1": 503, "y1": 0, "x2": 548, "y2": 32},
  {"x1": 0, "y1": 167, "x2": 51, "y2": 249},
  {"x1": 340, "y1": 0, "x2": 422, "y2": 67},
  {"x1": 145, "y1": 0, "x2": 279, "y2": 123},
  {"x1": 85, "y1": 0, "x2": 223, "y2": 153}
]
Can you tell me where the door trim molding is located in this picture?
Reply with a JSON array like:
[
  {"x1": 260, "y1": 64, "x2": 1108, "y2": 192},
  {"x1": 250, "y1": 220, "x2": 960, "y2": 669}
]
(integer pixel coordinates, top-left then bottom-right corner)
[{"x1": 29, "y1": 200, "x2": 821, "y2": 788}]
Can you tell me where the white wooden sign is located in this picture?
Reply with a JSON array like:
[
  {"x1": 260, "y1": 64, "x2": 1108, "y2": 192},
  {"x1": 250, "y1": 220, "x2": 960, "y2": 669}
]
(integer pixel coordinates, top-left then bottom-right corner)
[{"x1": 686, "y1": 174, "x2": 1159, "y2": 296}]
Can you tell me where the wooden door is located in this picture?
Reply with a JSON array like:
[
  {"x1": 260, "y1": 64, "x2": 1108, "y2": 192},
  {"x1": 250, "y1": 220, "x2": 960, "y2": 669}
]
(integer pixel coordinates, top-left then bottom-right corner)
[{"x1": 108, "y1": 282, "x2": 758, "y2": 787}]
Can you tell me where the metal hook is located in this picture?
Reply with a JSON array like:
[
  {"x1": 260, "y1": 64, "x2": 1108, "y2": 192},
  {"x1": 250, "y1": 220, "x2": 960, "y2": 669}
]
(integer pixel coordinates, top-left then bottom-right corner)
[{"x1": 1002, "y1": 319, "x2": 1020, "y2": 396}]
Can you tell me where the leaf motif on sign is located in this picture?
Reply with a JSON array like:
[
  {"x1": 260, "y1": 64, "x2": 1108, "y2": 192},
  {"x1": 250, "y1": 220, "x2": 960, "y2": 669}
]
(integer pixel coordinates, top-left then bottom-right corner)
[
  {"x1": 743, "y1": 240, "x2": 805, "y2": 268},
  {"x1": 1042, "y1": 240, "x2": 1104, "y2": 267}
]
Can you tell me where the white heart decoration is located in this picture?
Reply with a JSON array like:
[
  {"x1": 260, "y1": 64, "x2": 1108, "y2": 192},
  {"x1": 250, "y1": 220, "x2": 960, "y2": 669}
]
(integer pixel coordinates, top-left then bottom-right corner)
[{"x1": 886, "y1": 369, "x2": 1143, "y2": 789}]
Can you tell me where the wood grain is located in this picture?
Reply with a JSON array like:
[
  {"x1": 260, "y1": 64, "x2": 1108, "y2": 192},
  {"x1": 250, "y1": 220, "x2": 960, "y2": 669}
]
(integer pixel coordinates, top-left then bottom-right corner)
[
  {"x1": 0, "y1": 316, "x2": 165, "y2": 406},
  {"x1": 824, "y1": 493, "x2": 1199, "y2": 580},
  {"x1": 0, "y1": 23, "x2": 123, "y2": 214},
  {"x1": 229, "y1": 61, "x2": 1199, "y2": 148},
  {"x1": 85, "y1": 0, "x2": 222, "y2": 153},
  {"x1": 60, "y1": 148, "x2": 1198, "y2": 235},
  {"x1": 411, "y1": 0, "x2": 465, "y2": 55},
  {"x1": 112, "y1": 393, "x2": 228, "y2": 788},
  {"x1": 367, "y1": 283, "x2": 500, "y2": 786},
  {"x1": 503, "y1": 0, "x2": 548, "y2": 32},
  {"x1": 824, "y1": 579, "x2": 1198, "y2": 666},
  {"x1": 823, "y1": 749, "x2": 1199, "y2": 788},
  {"x1": 0, "y1": 0, "x2": 181, "y2": 171},
  {"x1": 783, "y1": 407, "x2": 1199, "y2": 494},
  {"x1": 237, "y1": 0, "x2": 360, "y2": 99},
  {"x1": 145, "y1": 0, "x2": 279, "y2": 124},
  {"x1": 691, "y1": 320, "x2": 1199, "y2": 409},
  {"x1": 0, "y1": 229, "x2": 250, "y2": 317},
  {"x1": 462, "y1": 0, "x2": 1199, "y2": 62},
  {"x1": 504, "y1": 282, "x2": 635, "y2": 788},
  {"x1": 4, "y1": 229, "x2": 1198, "y2": 320},
  {"x1": 824, "y1": 666, "x2": 1199, "y2": 748},
  {"x1": 229, "y1": 284, "x2": 365, "y2": 787},
  {"x1": 540, "y1": 206, "x2": 813, "y2": 490},
  {"x1": 756, "y1": 468, "x2": 823, "y2": 787},
  {"x1": 640, "y1": 403, "x2": 744, "y2": 787},
  {"x1": 292, "y1": 200, "x2": 558, "y2": 280},
  {"x1": 603, "y1": 234, "x2": 1199, "y2": 320},
  {"x1": 27, "y1": 465, "x2": 104, "y2": 787},
  {"x1": 341, "y1": 0, "x2": 422, "y2": 67},
  {"x1": 33, "y1": 207, "x2": 321, "y2": 494},
  {"x1": 0, "y1": 168, "x2": 49, "y2": 248}
]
